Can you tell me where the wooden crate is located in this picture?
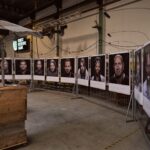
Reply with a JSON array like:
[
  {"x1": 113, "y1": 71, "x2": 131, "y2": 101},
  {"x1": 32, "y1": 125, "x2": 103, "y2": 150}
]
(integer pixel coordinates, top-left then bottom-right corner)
[{"x1": 0, "y1": 86, "x2": 27, "y2": 150}]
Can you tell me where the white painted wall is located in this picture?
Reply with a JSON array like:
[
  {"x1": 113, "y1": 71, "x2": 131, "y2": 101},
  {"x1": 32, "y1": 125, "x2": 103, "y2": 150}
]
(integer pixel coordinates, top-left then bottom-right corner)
[
  {"x1": 104, "y1": 0, "x2": 150, "y2": 53},
  {"x1": 61, "y1": 13, "x2": 99, "y2": 57}
]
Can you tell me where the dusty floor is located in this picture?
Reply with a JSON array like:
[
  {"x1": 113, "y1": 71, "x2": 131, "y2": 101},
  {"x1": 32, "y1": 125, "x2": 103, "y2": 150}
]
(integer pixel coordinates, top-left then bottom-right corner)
[{"x1": 18, "y1": 90, "x2": 150, "y2": 150}]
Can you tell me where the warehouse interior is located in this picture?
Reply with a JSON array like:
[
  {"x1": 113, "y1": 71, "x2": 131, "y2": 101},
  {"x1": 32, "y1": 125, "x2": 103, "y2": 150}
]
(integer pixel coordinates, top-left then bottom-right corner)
[{"x1": 0, "y1": 0, "x2": 150, "y2": 150}]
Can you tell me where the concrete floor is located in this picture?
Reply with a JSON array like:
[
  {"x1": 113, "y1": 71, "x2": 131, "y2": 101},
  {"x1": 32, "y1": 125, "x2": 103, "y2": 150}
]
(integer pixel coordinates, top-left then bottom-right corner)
[{"x1": 18, "y1": 90, "x2": 150, "y2": 150}]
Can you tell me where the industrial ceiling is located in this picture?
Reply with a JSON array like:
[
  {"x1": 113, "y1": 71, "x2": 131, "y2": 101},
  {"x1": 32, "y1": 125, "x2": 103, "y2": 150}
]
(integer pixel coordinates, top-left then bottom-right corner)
[{"x1": 0, "y1": 0, "x2": 121, "y2": 25}]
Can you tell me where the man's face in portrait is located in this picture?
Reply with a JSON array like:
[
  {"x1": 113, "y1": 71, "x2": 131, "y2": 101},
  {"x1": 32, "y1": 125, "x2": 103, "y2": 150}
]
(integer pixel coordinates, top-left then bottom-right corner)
[
  {"x1": 64, "y1": 60, "x2": 71, "y2": 74},
  {"x1": 36, "y1": 60, "x2": 42, "y2": 70},
  {"x1": 50, "y1": 62, "x2": 55, "y2": 72},
  {"x1": 20, "y1": 61, "x2": 27, "y2": 71},
  {"x1": 4, "y1": 60, "x2": 9, "y2": 70},
  {"x1": 114, "y1": 55, "x2": 124, "y2": 77},
  {"x1": 80, "y1": 59, "x2": 86, "y2": 73},
  {"x1": 95, "y1": 61, "x2": 100, "y2": 75}
]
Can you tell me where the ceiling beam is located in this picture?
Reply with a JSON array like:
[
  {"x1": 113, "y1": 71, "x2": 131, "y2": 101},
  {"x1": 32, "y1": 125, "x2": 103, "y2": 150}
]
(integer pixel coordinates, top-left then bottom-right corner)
[
  {"x1": 19, "y1": 0, "x2": 55, "y2": 20},
  {"x1": 39, "y1": 0, "x2": 95, "y2": 21},
  {"x1": 27, "y1": 0, "x2": 122, "y2": 25},
  {"x1": 0, "y1": 3, "x2": 25, "y2": 16}
]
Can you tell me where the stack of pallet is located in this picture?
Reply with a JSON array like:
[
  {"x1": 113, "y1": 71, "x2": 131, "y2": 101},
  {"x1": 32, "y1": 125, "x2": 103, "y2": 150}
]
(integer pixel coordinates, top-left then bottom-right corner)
[{"x1": 0, "y1": 86, "x2": 27, "y2": 149}]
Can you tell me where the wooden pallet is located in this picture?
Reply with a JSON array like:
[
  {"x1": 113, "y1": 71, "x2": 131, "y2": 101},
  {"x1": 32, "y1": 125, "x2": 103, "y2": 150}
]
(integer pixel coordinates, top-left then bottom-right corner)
[{"x1": 0, "y1": 86, "x2": 27, "y2": 150}]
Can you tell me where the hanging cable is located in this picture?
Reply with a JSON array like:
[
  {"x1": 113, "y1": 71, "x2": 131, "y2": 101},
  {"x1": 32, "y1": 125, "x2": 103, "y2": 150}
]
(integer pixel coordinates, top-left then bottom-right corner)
[
  {"x1": 39, "y1": 46, "x2": 57, "y2": 56},
  {"x1": 39, "y1": 38, "x2": 55, "y2": 50}
]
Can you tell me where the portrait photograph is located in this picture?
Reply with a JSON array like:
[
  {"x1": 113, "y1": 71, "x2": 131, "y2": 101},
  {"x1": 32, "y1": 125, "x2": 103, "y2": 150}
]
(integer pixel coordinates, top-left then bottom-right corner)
[
  {"x1": 109, "y1": 53, "x2": 129, "y2": 85},
  {"x1": 0, "y1": 59, "x2": 12, "y2": 75},
  {"x1": 108, "y1": 52, "x2": 130, "y2": 95},
  {"x1": 34, "y1": 59, "x2": 45, "y2": 76},
  {"x1": 15, "y1": 59, "x2": 31, "y2": 75},
  {"x1": 78, "y1": 57, "x2": 89, "y2": 80},
  {"x1": 135, "y1": 49, "x2": 142, "y2": 91},
  {"x1": 143, "y1": 44, "x2": 150, "y2": 100},
  {"x1": 90, "y1": 55, "x2": 106, "y2": 90},
  {"x1": 134, "y1": 48, "x2": 143, "y2": 105},
  {"x1": 47, "y1": 59, "x2": 58, "y2": 77},
  {"x1": 61, "y1": 58, "x2": 75, "y2": 78},
  {"x1": 143, "y1": 42, "x2": 150, "y2": 117},
  {"x1": 91, "y1": 55, "x2": 105, "y2": 82}
]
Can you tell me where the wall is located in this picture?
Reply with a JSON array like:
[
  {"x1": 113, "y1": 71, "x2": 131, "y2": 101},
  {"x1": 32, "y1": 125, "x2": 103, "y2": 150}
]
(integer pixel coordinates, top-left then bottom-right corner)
[
  {"x1": 61, "y1": 13, "x2": 99, "y2": 57},
  {"x1": 104, "y1": 0, "x2": 150, "y2": 53},
  {"x1": 4, "y1": 9, "x2": 99, "y2": 58},
  {"x1": 4, "y1": 0, "x2": 150, "y2": 58}
]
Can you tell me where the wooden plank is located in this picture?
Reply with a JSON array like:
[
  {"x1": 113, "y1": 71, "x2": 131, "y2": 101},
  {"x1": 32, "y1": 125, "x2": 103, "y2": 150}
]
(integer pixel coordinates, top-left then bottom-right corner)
[
  {"x1": 0, "y1": 101, "x2": 26, "y2": 113},
  {"x1": 0, "y1": 90, "x2": 27, "y2": 102},
  {"x1": 0, "y1": 86, "x2": 27, "y2": 91},
  {"x1": 0, "y1": 141, "x2": 27, "y2": 150},
  {"x1": 0, "y1": 130, "x2": 27, "y2": 150},
  {"x1": 0, "y1": 122, "x2": 25, "y2": 135},
  {"x1": 0, "y1": 111, "x2": 26, "y2": 125}
]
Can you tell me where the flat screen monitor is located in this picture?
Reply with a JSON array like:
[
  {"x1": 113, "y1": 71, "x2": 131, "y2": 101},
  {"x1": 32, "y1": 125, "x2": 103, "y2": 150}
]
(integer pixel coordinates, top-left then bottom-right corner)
[{"x1": 13, "y1": 37, "x2": 30, "y2": 52}]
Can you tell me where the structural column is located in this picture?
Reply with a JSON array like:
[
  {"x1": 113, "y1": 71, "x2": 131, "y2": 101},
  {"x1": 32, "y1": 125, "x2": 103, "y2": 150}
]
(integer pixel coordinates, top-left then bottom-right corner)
[{"x1": 98, "y1": 0, "x2": 104, "y2": 54}]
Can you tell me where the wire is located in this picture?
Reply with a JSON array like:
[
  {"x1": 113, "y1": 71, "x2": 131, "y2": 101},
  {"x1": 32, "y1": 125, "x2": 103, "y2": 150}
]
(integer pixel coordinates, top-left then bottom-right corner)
[
  {"x1": 60, "y1": 38, "x2": 141, "y2": 55},
  {"x1": 39, "y1": 46, "x2": 57, "y2": 56},
  {"x1": 39, "y1": 38, "x2": 54, "y2": 50},
  {"x1": 60, "y1": 41, "x2": 97, "y2": 54},
  {"x1": 106, "y1": 42, "x2": 142, "y2": 48},
  {"x1": 107, "y1": 30, "x2": 150, "y2": 41}
]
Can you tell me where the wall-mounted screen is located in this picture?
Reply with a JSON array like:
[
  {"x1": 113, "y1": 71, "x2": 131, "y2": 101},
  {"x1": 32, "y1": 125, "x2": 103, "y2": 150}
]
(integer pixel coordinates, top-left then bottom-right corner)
[
  {"x1": 109, "y1": 52, "x2": 130, "y2": 95},
  {"x1": 13, "y1": 37, "x2": 30, "y2": 52}
]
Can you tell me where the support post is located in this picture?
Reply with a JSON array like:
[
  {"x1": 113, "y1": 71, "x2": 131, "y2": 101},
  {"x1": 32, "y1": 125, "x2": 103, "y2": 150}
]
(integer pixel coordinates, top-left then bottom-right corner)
[
  {"x1": 30, "y1": 20, "x2": 35, "y2": 91},
  {"x1": 56, "y1": 25, "x2": 60, "y2": 57},
  {"x1": 98, "y1": 1, "x2": 104, "y2": 54},
  {"x1": 0, "y1": 41, "x2": 5, "y2": 86},
  {"x1": 126, "y1": 50, "x2": 136, "y2": 122},
  {"x1": 75, "y1": 57, "x2": 79, "y2": 95}
]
